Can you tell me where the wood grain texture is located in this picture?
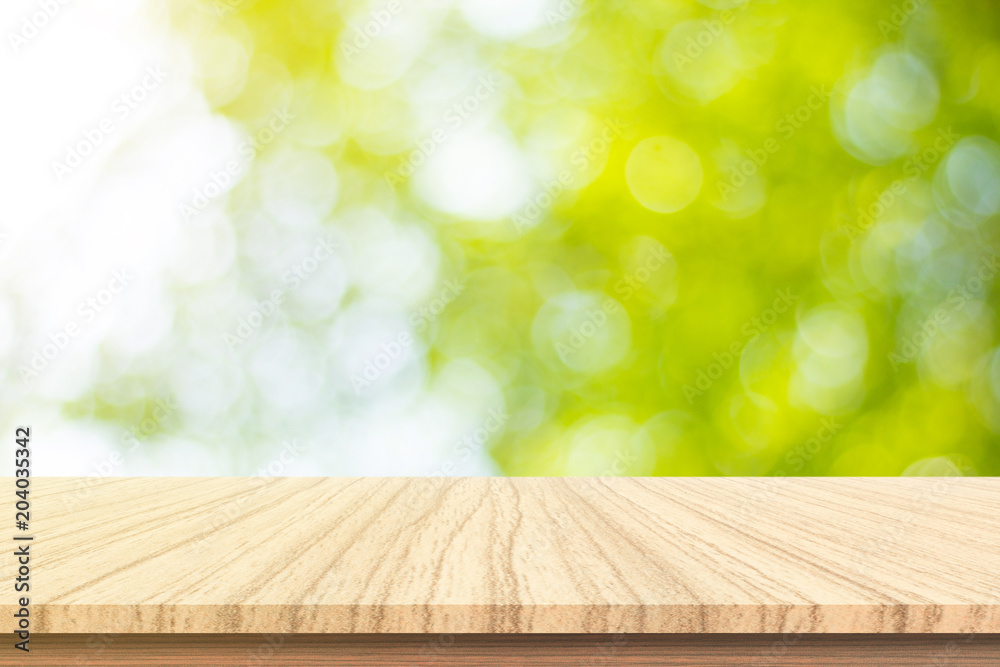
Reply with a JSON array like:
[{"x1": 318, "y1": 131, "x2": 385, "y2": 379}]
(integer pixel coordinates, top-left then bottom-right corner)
[
  {"x1": 19, "y1": 633, "x2": 1000, "y2": 666},
  {"x1": 14, "y1": 477, "x2": 1000, "y2": 634}
]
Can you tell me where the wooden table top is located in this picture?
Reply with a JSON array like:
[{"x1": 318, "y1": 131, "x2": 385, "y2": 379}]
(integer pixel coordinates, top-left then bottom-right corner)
[{"x1": 18, "y1": 477, "x2": 1000, "y2": 633}]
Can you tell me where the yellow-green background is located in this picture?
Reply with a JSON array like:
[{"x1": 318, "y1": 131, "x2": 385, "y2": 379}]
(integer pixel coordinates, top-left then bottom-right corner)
[{"x1": 156, "y1": 0, "x2": 1000, "y2": 476}]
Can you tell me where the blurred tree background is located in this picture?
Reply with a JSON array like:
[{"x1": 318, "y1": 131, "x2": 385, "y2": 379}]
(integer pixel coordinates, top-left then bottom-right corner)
[{"x1": 157, "y1": 0, "x2": 1000, "y2": 476}]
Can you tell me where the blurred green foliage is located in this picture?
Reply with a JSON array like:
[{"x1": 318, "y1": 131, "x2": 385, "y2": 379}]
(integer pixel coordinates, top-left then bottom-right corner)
[{"x1": 174, "y1": 0, "x2": 1000, "y2": 476}]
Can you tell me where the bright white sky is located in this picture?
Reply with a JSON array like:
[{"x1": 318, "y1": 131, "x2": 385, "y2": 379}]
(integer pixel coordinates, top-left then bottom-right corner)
[{"x1": 0, "y1": 0, "x2": 505, "y2": 478}]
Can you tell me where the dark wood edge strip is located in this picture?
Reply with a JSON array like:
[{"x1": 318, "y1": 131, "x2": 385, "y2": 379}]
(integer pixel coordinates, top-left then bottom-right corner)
[{"x1": 18, "y1": 633, "x2": 1000, "y2": 666}]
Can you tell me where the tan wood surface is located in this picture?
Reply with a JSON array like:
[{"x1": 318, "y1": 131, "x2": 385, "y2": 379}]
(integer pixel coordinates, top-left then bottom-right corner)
[
  {"x1": 18, "y1": 633, "x2": 1000, "y2": 666},
  {"x1": 12, "y1": 477, "x2": 1000, "y2": 634}
]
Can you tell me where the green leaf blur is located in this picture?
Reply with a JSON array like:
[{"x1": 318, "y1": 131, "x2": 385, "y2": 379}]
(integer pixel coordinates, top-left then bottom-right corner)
[{"x1": 172, "y1": 0, "x2": 1000, "y2": 476}]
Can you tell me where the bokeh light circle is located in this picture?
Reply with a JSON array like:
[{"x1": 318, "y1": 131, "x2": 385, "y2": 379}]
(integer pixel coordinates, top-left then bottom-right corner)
[{"x1": 625, "y1": 136, "x2": 703, "y2": 214}]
